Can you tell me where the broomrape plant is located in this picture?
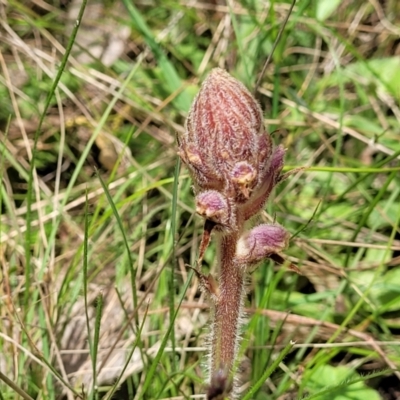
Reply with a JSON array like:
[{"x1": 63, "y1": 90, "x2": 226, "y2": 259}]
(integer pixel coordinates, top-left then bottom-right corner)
[{"x1": 178, "y1": 68, "x2": 293, "y2": 399}]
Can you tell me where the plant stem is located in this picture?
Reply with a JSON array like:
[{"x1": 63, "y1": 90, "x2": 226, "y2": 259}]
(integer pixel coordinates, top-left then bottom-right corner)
[
  {"x1": 178, "y1": 69, "x2": 291, "y2": 399},
  {"x1": 211, "y1": 233, "x2": 244, "y2": 386}
]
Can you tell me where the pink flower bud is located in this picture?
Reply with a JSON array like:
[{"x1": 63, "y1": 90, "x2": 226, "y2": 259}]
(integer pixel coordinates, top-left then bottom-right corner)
[
  {"x1": 231, "y1": 161, "x2": 257, "y2": 199},
  {"x1": 235, "y1": 224, "x2": 289, "y2": 266},
  {"x1": 195, "y1": 190, "x2": 236, "y2": 231},
  {"x1": 178, "y1": 68, "x2": 269, "y2": 201}
]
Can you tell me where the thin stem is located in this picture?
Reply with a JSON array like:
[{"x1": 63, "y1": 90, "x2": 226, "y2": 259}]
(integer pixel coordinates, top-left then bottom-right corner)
[{"x1": 0, "y1": 371, "x2": 34, "y2": 400}]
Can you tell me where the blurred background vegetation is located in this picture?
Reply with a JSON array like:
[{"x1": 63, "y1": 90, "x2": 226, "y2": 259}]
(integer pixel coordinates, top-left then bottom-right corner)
[{"x1": 0, "y1": 0, "x2": 400, "y2": 399}]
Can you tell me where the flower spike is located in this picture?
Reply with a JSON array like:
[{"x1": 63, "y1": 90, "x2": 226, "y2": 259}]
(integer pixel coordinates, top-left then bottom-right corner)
[{"x1": 177, "y1": 68, "x2": 296, "y2": 399}]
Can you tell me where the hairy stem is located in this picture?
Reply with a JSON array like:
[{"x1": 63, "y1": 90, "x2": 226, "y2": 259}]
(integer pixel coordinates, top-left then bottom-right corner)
[{"x1": 211, "y1": 233, "x2": 244, "y2": 391}]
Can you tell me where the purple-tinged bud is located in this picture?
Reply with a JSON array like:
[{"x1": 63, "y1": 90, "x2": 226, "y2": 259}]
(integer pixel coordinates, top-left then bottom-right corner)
[
  {"x1": 235, "y1": 224, "x2": 289, "y2": 266},
  {"x1": 179, "y1": 68, "x2": 267, "y2": 200},
  {"x1": 185, "y1": 68, "x2": 263, "y2": 160},
  {"x1": 195, "y1": 190, "x2": 236, "y2": 231},
  {"x1": 231, "y1": 161, "x2": 257, "y2": 199}
]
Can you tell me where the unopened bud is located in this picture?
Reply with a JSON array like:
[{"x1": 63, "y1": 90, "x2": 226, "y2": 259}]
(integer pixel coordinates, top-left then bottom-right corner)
[
  {"x1": 235, "y1": 224, "x2": 289, "y2": 266},
  {"x1": 179, "y1": 68, "x2": 267, "y2": 202},
  {"x1": 231, "y1": 161, "x2": 257, "y2": 199},
  {"x1": 195, "y1": 190, "x2": 236, "y2": 231}
]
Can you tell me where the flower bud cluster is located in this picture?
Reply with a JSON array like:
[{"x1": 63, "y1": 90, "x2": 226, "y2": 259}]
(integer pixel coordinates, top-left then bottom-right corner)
[
  {"x1": 178, "y1": 68, "x2": 293, "y2": 399},
  {"x1": 178, "y1": 68, "x2": 289, "y2": 266}
]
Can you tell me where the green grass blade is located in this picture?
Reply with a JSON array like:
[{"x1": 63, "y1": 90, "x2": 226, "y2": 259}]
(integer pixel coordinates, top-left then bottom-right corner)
[
  {"x1": 0, "y1": 371, "x2": 34, "y2": 400},
  {"x1": 104, "y1": 302, "x2": 150, "y2": 400},
  {"x1": 242, "y1": 341, "x2": 294, "y2": 400},
  {"x1": 92, "y1": 293, "x2": 103, "y2": 400},
  {"x1": 23, "y1": 0, "x2": 88, "y2": 305},
  {"x1": 138, "y1": 270, "x2": 194, "y2": 397},
  {"x1": 97, "y1": 171, "x2": 138, "y2": 313},
  {"x1": 168, "y1": 157, "x2": 181, "y2": 375},
  {"x1": 121, "y1": 0, "x2": 191, "y2": 112}
]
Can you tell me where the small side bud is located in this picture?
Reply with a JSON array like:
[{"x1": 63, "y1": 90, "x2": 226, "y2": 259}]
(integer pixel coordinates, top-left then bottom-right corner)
[
  {"x1": 195, "y1": 190, "x2": 236, "y2": 231},
  {"x1": 231, "y1": 161, "x2": 257, "y2": 200},
  {"x1": 235, "y1": 224, "x2": 290, "y2": 266}
]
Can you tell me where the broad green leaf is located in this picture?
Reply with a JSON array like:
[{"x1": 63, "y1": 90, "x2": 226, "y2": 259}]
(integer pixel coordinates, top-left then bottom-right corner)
[
  {"x1": 370, "y1": 268, "x2": 400, "y2": 312},
  {"x1": 368, "y1": 200, "x2": 400, "y2": 229},
  {"x1": 305, "y1": 365, "x2": 381, "y2": 400},
  {"x1": 351, "y1": 268, "x2": 400, "y2": 313},
  {"x1": 321, "y1": 56, "x2": 400, "y2": 98}
]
